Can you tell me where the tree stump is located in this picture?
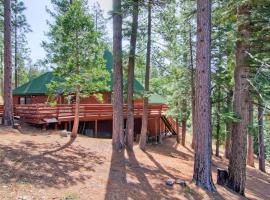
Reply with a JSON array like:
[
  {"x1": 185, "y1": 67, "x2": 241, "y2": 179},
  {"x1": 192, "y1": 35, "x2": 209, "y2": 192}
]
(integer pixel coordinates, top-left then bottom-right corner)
[
  {"x1": 217, "y1": 168, "x2": 228, "y2": 186},
  {"x1": 13, "y1": 123, "x2": 21, "y2": 130}
]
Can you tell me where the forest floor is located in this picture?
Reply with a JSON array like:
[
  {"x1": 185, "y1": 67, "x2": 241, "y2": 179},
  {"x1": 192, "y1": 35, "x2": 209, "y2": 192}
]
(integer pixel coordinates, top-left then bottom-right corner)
[{"x1": 0, "y1": 125, "x2": 269, "y2": 200}]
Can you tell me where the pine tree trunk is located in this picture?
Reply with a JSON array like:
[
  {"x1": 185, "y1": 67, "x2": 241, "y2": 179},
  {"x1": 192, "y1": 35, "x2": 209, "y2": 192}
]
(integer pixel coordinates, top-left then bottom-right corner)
[
  {"x1": 176, "y1": 117, "x2": 180, "y2": 144},
  {"x1": 126, "y1": 0, "x2": 139, "y2": 150},
  {"x1": 193, "y1": 0, "x2": 215, "y2": 192},
  {"x1": 247, "y1": 101, "x2": 255, "y2": 167},
  {"x1": 181, "y1": 119, "x2": 186, "y2": 147},
  {"x1": 0, "y1": 77, "x2": 3, "y2": 97},
  {"x1": 258, "y1": 103, "x2": 266, "y2": 172},
  {"x1": 247, "y1": 134, "x2": 255, "y2": 167},
  {"x1": 3, "y1": 0, "x2": 14, "y2": 126},
  {"x1": 227, "y1": 3, "x2": 251, "y2": 195},
  {"x1": 215, "y1": 88, "x2": 221, "y2": 157},
  {"x1": 225, "y1": 90, "x2": 233, "y2": 159},
  {"x1": 71, "y1": 19, "x2": 80, "y2": 139},
  {"x1": 190, "y1": 28, "x2": 196, "y2": 150},
  {"x1": 181, "y1": 100, "x2": 187, "y2": 147},
  {"x1": 0, "y1": 52, "x2": 4, "y2": 97},
  {"x1": 14, "y1": 0, "x2": 18, "y2": 88},
  {"x1": 225, "y1": 123, "x2": 231, "y2": 159},
  {"x1": 139, "y1": 0, "x2": 151, "y2": 151},
  {"x1": 71, "y1": 88, "x2": 80, "y2": 138},
  {"x1": 112, "y1": 0, "x2": 124, "y2": 150},
  {"x1": 215, "y1": 117, "x2": 220, "y2": 157}
]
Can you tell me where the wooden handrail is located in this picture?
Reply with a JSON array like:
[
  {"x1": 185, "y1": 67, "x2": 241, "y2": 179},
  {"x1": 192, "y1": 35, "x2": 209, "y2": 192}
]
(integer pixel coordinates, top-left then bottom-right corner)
[
  {"x1": 13, "y1": 103, "x2": 167, "y2": 123},
  {"x1": 0, "y1": 104, "x2": 3, "y2": 116}
]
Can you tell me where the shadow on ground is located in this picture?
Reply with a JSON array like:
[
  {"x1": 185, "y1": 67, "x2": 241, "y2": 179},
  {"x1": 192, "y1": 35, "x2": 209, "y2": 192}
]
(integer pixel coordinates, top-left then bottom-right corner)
[
  {"x1": 104, "y1": 149, "x2": 181, "y2": 200},
  {"x1": 104, "y1": 139, "x2": 206, "y2": 200},
  {"x1": 105, "y1": 135, "x2": 270, "y2": 200},
  {"x1": 146, "y1": 137, "x2": 193, "y2": 162},
  {"x1": 1, "y1": 129, "x2": 269, "y2": 200},
  {"x1": 212, "y1": 154, "x2": 270, "y2": 200},
  {"x1": 0, "y1": 140, "x2": 105, "y2": 189}
]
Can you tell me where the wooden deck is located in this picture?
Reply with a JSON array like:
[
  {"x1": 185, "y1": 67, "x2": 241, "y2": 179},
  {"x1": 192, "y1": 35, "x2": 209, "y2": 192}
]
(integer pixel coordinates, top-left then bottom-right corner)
[
  {"x1": 13, "y1": 104, "x2": 168, "y2": 124},
  {"x1": 0, "y1": 104, "x2": 178, "y2": 137}
]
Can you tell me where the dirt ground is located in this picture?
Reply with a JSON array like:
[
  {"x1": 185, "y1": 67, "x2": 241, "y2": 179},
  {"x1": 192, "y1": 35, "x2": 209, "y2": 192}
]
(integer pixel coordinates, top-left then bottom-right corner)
[{"x1": 0, "y1": 125, "x2": 269, "y2": 200}]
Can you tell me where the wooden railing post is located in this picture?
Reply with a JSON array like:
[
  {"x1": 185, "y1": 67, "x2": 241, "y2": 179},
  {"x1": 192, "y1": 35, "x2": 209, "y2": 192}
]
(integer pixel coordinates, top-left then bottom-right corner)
[
  {"x1": 95, "y1": 120, "x2": 98, "y2": 138},
  {"x1": 56, "y1": 105, "x2": 60, "y2": 120},
  {"x1": 155, "y1": 117, "x2": 158, "y2": 144}
]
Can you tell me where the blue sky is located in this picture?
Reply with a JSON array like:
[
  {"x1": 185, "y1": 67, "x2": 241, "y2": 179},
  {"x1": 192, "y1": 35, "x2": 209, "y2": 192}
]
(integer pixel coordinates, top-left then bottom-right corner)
[{"x1": 24, "y1": 0, "x2": 112, "y2": 63}]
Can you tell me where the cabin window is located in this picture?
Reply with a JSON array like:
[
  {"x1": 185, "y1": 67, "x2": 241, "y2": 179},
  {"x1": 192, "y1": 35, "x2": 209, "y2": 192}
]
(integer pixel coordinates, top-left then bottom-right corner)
[
  {"x1": 19, "y1": 97, "x2": 25, "y2": 105},
  {"x1": 26, "y1": 97, "x2": 32, "y2": 104},
  {"x1": 19, "y1": 96, "x2": 32, "y2": 104}
]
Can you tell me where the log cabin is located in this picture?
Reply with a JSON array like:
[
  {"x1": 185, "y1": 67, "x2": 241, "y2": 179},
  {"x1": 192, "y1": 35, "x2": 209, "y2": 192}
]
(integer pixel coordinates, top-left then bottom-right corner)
[{"x1": 3, "y1": 51, "x2": 177, "y2": 141}]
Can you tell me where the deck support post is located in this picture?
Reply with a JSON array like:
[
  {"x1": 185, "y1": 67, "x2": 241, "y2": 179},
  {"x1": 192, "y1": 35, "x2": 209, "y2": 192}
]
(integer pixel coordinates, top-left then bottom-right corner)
[
  {"x1": 155, "y1": 117, "x2": 158, "y2": 144},
  {"x1": 159, "y1": 117, "x2": 163, "y2": 144},
  {"x1": 69, "y1": 121, "x2": 72, "y2": 131},
  {"x1": 42, "y1": 124, "x2": 47, "y2": 131},
  {"x1": 54, "y1": 123, "x2": 58, "y2": 130},
  {"x1": 159, "y1": 117, "x2": 161, "y2": 133},
  {"x1": 64, "y1": 122, "x2": 68, "y2": 131},
  {"x1": 95, "y1": 120, "x2": 98, "y2": 138}
]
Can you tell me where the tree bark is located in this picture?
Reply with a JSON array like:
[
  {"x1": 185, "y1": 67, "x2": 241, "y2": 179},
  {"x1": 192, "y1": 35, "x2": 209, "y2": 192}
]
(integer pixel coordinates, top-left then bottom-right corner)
[
  {"x1": 181, "y1": 119, "x2": 186, "y2": 147},
  {"x1": 0, "y1": 52, "x2": 3, "y2": 96},
  {"x1": 0, "y1": 77, "x2": 3, "y2": 97},
  {"x1": 112, "y1": 0, "x2": 124, "y2": 150},
  {"x1": 258, "y1": 103, "x2": 266, "y2": 172},
  {"x1": 190, "y1": 27, "x2": 196, "y2": 150},
  {"x1": 227, "y1": 3, "x2": 251, "y2": 195},
  {"x1": 215, "y1": 117, "x2": 220, "y2": 157},
  {"x1": 215, "y1": 87, "x2": 221, "y2": 157},
  {"x1": 176, "y1": 117, "x2": 180, "y2": 144},
  {"x1": 71, "y1": 88, "x2": 80, "y2": 138},
  {"x1": 139, "y1": 0, "x2": 151, "y2": 151},
  {"x1": 225, "y1": 123, "x2": 232, "y2": 159},
  {"x1": 126, "y1": 0, "x2": 139, "y2": 150},
  {"x1": 247, "y1": 101, "x2": 255, "y2": 167},
  {"x1": 192, "y1": 0, "x2": 215, "y2": 192},
  {"x1": 247, "y1": 134, "x2": 255, "y2": 166},
  {"x1": 3, "y1": 0, "x2": 14, "y2": 126},
  {"x1": 225, "y1": 91, "x2": 233, "y2": 159},
  {"x1": 14, "y1": 0, "x2": 18, "y2": 88},
  {"x1": 71, "y1": 22, "x2": 80, "y2": 139}
]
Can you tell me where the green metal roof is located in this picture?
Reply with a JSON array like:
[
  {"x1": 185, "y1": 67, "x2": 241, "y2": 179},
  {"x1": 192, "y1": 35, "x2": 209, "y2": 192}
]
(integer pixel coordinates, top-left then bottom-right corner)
[
  {"x1": 13, "y1": 72, "x2": 61, "y2": 96},
  {"x1": 149, "y1": 94, "x2": 166, "y2": 104},
  {"x1": 13, "y1": 51, "x2": 144, "y2": 96}
]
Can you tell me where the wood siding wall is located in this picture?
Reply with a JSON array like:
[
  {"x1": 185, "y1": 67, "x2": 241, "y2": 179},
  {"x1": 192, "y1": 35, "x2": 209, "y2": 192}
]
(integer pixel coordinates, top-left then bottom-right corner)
[{"x1": 14, "y1": 92, "x2": 143, "y2": 105}]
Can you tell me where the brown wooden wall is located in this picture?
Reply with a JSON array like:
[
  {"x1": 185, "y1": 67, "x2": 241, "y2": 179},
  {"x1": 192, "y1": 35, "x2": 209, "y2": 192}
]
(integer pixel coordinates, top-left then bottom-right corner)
[
  {"x1": 13, "y1": 95, "x2": 48, "y2": 105},
  {"x1": 13, "y1": 93, "x2": 111, "y2": 105},
  {"x1": 14, "y1": 92, "x2": 143, "y2": 105},
  {"x1": 148, "y1": 118, "x2": 163, "y2": 136}
]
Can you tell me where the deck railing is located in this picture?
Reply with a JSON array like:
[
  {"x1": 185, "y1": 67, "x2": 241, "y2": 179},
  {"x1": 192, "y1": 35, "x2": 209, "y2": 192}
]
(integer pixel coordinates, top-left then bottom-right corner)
[
  {"x1": 0, "y1": 104, "x2": 3, "y2": 116},
  {"x1": 14, "y1": 103, "x2": 168, "y2": 124}
]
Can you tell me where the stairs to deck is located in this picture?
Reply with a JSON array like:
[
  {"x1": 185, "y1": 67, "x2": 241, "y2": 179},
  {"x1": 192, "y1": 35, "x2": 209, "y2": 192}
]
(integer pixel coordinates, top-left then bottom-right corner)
[{"x1": 161, "y1": 116, "x2": 177, "y2": 135}]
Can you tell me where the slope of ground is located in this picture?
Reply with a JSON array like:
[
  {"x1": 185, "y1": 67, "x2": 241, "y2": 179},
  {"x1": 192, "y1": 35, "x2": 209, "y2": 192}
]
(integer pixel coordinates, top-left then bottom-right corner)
[{"x1": 0, "y1": 125, "x2": 269, "y2": 200}]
